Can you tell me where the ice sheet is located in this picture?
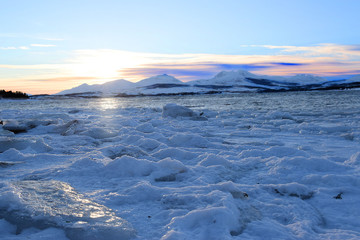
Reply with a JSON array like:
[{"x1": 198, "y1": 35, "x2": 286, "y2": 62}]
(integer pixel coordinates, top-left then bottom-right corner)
[{"x1": 1, "y1": 92, "x2": 360, "y2": 239}]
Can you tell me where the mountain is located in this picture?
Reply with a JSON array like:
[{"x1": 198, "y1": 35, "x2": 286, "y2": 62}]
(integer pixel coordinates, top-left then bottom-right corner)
[
  {"x1": 134, "y1": 74, "x2": 183, "y2": 87},
  {"x1": 56, "y1": 83, "x2": 96, "y2": 95},
  {"x1": 56, "y1": 75, "x2": 187, "y2": 96},
  {"x1": 190, "y1": 70, "x2": 257, "y2": 86},
  {"x1": 99, "y1": 79, "x2": 135, "y2": 93},
  {"x1": 57, "y1": 79, "x2": 134, "y2": 95},
  {"x1": 55, "y1": 70, "x2": 360, "y2": 97},
  {"x1": 189, "y1": 70, "x2": 327, "y2": 88}
]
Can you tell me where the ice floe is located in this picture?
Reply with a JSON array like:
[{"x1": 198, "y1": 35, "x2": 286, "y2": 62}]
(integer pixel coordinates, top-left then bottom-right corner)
[{"x1": 1, "y1": 92, "x2": 360, "y2": 239}]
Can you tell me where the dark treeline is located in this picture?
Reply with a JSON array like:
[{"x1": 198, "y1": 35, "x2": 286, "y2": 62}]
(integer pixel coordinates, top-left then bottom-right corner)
[{"x1": 0, "y1": 90, "x2": 29, "y2": 99}]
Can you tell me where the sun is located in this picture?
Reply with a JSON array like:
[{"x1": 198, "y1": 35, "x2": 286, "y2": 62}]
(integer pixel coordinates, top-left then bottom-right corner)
[{"x1": 67, "y1": 49, "x2": 150, "y2": 84}]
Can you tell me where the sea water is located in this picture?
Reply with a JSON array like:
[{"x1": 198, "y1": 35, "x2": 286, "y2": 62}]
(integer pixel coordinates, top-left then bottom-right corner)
[{"x1": 1, "y1": 89, "x2": 360, "y2": 112}]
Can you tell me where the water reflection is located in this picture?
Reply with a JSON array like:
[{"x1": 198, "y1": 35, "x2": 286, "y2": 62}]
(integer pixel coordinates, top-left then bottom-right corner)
[
  {"x1": 98, "y1": 98, "x2": 121, "y2": 110},
  {"x1": 1, "y1": 90, "x2": 360, "y2": 113}
]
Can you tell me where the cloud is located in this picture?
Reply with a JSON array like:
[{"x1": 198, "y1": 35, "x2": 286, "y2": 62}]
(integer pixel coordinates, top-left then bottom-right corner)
[
  {"x1": 31, "y1": 44, "x2": 56, "y2": 47},
  {"x1": 204, "y1": 63, "x2": 270, "y2": 71},
  {"x1": 349, "y1": 45, "x2": 360, "y2": 51},
  {"x1": 0, "y1": 64, "x2": 67, "y2": 70},
  {"x1": 120, "y1": 67, "x2": 214, "y2": 81},
  {"x1": 0, "y1": 47, "x2": 17, "y2": 50},
  {"x1": 119, "y1": 62, "x2": 308, "y2": 81},
  {"x1": 271, "y1": 62, "x2": 306, "y2": 66},
  {"x1": 252, "y1": 44, "x2": 360, "y2": 60},
  {"x1": 118, "y1": 58, "x2": 360, "y2": 82},
  {"x1": 67, "y1": 46, "x2": 360, "y2": 83},
  {"x1": 0, "y1": 46, "x2": 29, "y2": 50},
  {"x1": 39, "y1": 38, "x2": 64, "y2": 41},
  {"x1": 2, "y1": 44, "x2": 360, "y2": 94},
  {"x1": 0, "y1": 33, "x2": 64, "y2": 41},
  {"x1": 28, "y1": 76, "x2": 99, "y2": 82}
]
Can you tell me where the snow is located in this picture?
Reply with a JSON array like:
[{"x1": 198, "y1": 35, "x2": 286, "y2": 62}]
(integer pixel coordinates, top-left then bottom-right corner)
[
  {"x1": 56, "y1": 74, "x2": 185, "y2": 96},
  {"x1": 162, "y1": 103, "x2": 197, "y2": 118},
  {"x1": 1, "y1": 91, "x2": 360, "y2": 239},
  {"x1": 346, "y1": 74, "x2": 360, "y2": 82},
  {"x1": 57, "y1": 80, "x2": 134, "y2": 95},
  {"x1": 190, "y1": 70, "x2": 257, "y2": 86},
  {"x1": 134, "y1": 74, "x2": 183, "y2": 87},
  {"x1": 55, "y1": 70, "x2": 360, "y2": 97},
  {"x1": 57, "y1": 83, "x2": 97, "y2": 95},
  {"x1": 285, "y1": 74, "x2": 325, "y2": 84}
]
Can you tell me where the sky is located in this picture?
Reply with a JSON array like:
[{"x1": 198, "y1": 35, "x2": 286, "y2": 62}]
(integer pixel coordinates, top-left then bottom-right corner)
[{"x1": 1, "y1": 0, "x2": 360, "y2": 94}]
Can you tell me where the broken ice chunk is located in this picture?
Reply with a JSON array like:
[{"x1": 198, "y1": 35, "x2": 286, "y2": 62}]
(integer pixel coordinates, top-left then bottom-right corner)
[{"x1": 0, "y1": 180, "x2": 136, "y2": 240}]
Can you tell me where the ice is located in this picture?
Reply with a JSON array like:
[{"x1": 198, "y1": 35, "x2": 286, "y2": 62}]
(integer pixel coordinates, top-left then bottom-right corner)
[
  {"x1": 55, "y1": 119, "x2": 84, "y2": 136},
  {"x1": 100, "y1": 144, "x2": 148, "y2": 159},
  {"x1": 0, "y1": 137, "x2": 52, "y2": 153},
  {"x1": 136, "y1": 138, "x2": 161, "y2": 151},
  {"x1": 2, "y1": 120, "x2": 29, "y2": 134},
  {"x1": 162, "y1": 103, "x2": 196, "y2": 118},
  {"x1": 1, "y1": 93, "x2": 360, "y2": 239},
  {"x1": 345, "y1": 152, "x2": 360, "y2": 166},
  {"x1": 152, "y1": 148, "x2": 198, "y2": 161},
  {"x1": 198, "y1": 153, "x2": 232, "y2": 167},
  {"x1": 169, "y1": 133, "x2": 211, "y2": 148},
  {"x1": 103, "y1": 156, "x2": 154, "y2": 177},
  {"x1": 0, "y1": 180, "x2": 135, "y2": 240},
  {"x1": 135, "y1": 123, "x2": 155, "y2": 133},
  {"x1": 0, "y1": 227, "x2": 69, "y2": 240},
  {"x1": 82, "y1": 127, "x2": 118, "y2": 139},
  {"x1": 152, "y1": 158, "x2": 187, "y2": 182},
  {"x1": 0, "y1": 219, "x2": 16, "y2": 235},
  {"x1": 164, "y1": 206, "x2": 240, "y2": 240}
]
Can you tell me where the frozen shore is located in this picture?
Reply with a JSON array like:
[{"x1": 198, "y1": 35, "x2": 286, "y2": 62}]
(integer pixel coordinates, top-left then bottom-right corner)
[{"x1": 0, "y1": 94, "x2": 360, "y2": 239}]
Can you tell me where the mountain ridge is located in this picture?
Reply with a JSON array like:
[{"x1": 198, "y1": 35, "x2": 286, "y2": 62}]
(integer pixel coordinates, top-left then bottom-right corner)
[{"x1": 56, "y1": 70, "x2": 360, "y2": 96}]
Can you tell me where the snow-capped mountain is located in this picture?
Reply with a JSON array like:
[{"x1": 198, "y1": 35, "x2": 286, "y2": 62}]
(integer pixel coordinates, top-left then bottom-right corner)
[
  {"x1": 57, "y1": 83, "x2": 97, "y2": 95},
  {"x1": 134, "y1": 74, "x2": 183, "y2": 87},
  {"x1": 190, "y1": 70, "x2": 258, "y2": 86},
  {"x1": 190, "y1": 70, "x2": 327, "y2": 88},
  {"x1": 56, "y1": 79, "x2": 134, "y2": 95},
  {"x1": 56, "y1": 74, "x2": 187, "y2": 96},
  {"x1": 55, "y1": 70, "x2": 360, "y2": 97}
]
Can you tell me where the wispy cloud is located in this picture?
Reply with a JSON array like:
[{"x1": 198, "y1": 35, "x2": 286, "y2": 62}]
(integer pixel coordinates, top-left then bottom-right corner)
[
  {"x1": 119, "y1": 60, "x2": 360, "y2": 81},
  {"x1": 2, "y1": 43, "x2": 360, "y2": 94},
  {"x1": 0, "y1": 33, "x2": 64, "y2": 41},
  {"x1": 0, "y1": 46, "x2": 29, "y2": 50},
  {"x1": 30, "y1": 44, "x2": 56, "y2": 47},
  {"x1": 0, "y1": 47, "x2": 17, "y2": 50},
  {"x1": 0, "y1": 64, "x2": 67, "y2": 69},
  {"x1": 120, "y1": 67, "x2": 214, "y2": 81},
  {"x1": 250, "y1": 44, "x2": 360, "y2": 60},
  {"x1": 28, "y1": 76, "x2": 99, "y2": 82},
  {"x1": 38, "y1": 37, "x2": 64, "y2": 41}
]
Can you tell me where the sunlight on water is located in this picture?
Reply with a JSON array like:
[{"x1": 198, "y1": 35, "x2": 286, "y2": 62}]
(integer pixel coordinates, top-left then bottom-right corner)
[
  {"x1": 98, "y1": 97, "x2": 122, "y2": 110},
  {"x1": 1, "y1": 90, "x2": 360, "y2": 113}
]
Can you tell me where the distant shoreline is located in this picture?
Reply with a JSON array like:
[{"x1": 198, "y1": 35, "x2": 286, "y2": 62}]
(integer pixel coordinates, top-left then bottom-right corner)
[
  {"x1": 28, "y1": 87, "x2": 360, "y2": 100},
  {"x1": 0, "y1": 90, "x2": 29, "y2": 99}
]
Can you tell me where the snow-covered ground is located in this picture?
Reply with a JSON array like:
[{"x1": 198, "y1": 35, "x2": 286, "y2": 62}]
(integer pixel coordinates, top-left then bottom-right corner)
[{"x1": 1, "y1": 91, "x2": 360, "y2": 239}]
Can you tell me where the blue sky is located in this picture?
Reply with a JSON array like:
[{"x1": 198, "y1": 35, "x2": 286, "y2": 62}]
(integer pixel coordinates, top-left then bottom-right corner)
[{"x1": 1, "y1": 0, "x2": 360, "y2": 94}]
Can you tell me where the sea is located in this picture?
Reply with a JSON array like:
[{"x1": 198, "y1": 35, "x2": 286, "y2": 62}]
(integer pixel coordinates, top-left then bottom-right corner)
[{"x1": 1, "y1": 89, "x2": 360, "y2": 113}]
